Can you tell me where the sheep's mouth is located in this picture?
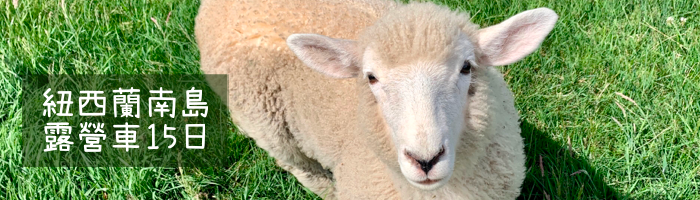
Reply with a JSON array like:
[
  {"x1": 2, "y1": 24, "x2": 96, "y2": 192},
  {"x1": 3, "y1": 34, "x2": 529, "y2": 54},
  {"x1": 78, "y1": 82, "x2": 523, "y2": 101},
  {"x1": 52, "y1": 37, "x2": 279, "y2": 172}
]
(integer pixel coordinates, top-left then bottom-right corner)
[{"x1": 417, "y1": 178, "x2": 441, "y2": 185}]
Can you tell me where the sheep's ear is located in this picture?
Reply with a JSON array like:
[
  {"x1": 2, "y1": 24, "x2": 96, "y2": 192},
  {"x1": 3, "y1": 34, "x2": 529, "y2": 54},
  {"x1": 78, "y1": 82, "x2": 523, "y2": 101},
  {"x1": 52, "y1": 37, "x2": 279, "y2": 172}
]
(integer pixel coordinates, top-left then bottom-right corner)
[
  {"x1": 476, "y1": 8, "x2": 558, "y2": 66},
  {"x1": 287, "y1": 34, "x2": 361, "y2": 78}
]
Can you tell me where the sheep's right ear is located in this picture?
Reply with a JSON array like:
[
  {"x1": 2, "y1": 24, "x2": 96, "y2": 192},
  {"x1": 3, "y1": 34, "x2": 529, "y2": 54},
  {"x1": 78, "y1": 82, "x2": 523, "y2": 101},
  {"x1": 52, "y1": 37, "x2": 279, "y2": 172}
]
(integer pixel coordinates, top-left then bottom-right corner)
[{"x1": 287, "y1": 34, "x2": 362, "y2": 78}]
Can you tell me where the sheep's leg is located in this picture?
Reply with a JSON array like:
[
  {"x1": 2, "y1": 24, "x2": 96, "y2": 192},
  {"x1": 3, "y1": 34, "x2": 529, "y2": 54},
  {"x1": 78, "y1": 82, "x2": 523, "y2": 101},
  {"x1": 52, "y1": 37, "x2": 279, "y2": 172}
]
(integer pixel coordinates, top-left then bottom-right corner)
[
  {"x1": 276, "y1": 158, "x2": 336, "y2": 199},
  {"x1": 234, "y1": 115, "x2": 335, "y2": 198},
  {"x1": 243, "y1": 125, "x2": 336, "y2": 198}
]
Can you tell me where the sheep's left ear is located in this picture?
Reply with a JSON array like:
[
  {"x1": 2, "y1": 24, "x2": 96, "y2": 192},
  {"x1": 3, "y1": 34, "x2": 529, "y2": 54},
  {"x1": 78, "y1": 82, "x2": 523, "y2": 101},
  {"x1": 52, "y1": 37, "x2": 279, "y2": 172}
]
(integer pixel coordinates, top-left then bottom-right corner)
[
  {"x1": 287, "y1": 34, "x2": 362, "y2": 78},
  {"x1": 476, "y1": 8, "x2": 558, "y2": 66}
]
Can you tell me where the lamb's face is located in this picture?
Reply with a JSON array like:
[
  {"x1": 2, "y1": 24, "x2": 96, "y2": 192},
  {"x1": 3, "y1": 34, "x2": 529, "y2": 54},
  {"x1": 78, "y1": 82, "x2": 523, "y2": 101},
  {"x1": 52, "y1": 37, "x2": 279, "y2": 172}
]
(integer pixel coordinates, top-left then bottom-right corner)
[
  {"x1": 286, "y1": 4, "x2": 557, "y2": 191},
  {"x1": 361, "y1": 34, "x2": 475, "y2": 190}
]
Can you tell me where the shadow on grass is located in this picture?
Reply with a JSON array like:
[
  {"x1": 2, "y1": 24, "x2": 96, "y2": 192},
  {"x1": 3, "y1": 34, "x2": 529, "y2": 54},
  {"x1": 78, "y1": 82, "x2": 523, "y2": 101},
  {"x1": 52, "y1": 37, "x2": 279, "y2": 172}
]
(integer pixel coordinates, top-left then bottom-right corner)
[{"x1": 519, "y1": 120, "x2": 624, "y2": 200}]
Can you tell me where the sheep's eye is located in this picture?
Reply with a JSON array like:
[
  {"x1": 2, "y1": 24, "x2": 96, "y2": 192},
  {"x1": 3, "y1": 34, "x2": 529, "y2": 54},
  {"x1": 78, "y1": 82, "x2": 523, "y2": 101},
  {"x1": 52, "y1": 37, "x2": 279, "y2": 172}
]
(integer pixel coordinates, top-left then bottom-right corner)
[
  {"x1": 368, "y1": 74, "x2": 378, "y2": 84},
  {"x1": 460, "y1": 61, "x2": 472, "y2": 75}
]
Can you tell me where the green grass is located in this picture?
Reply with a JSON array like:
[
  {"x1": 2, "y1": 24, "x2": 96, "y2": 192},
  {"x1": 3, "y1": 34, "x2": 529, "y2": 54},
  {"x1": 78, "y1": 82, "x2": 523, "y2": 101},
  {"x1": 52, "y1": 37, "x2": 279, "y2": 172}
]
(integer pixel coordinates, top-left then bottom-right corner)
[{"x1": 1, "y1": 0, "x2": 698, "y2": 199}]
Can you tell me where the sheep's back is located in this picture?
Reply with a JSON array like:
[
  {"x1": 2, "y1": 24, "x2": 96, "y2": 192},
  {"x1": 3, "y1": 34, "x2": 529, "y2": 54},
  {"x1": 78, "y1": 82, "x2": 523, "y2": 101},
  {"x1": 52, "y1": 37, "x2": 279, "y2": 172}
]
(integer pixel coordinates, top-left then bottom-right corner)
[{"x1": 195, "y1": 0, "x2": 390, "y2": 59}]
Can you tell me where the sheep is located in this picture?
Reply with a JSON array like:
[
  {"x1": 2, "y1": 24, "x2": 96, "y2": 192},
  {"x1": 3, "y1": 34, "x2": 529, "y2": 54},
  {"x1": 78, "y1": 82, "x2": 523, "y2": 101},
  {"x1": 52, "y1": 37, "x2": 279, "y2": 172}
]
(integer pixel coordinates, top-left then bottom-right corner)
[{"x1": 195, "y1": 0, "x2": 558, "y2": 199}]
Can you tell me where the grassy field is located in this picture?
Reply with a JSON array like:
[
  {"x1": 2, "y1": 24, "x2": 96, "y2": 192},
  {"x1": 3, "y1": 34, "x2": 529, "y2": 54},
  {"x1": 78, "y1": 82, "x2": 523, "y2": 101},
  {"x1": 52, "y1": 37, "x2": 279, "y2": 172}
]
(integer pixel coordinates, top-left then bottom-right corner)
[{"x1": 1, "y1": 0, "x2": 698, "y2": 199}]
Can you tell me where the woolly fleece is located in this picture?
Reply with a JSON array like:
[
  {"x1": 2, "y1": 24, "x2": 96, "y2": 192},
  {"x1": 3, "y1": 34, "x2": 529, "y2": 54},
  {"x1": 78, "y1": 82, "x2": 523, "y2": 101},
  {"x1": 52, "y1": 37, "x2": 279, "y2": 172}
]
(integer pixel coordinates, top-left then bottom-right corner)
[{"x1": 195, "y1": 0, "x2": 550, "y2": 199}]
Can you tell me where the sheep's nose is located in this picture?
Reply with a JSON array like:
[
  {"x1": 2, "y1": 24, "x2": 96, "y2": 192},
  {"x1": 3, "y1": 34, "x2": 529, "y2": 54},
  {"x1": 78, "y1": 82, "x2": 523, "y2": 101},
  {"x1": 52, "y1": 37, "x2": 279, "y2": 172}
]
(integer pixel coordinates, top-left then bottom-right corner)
[{"x1": 405, "y1": 147, "x2": 445, "y2": 174}]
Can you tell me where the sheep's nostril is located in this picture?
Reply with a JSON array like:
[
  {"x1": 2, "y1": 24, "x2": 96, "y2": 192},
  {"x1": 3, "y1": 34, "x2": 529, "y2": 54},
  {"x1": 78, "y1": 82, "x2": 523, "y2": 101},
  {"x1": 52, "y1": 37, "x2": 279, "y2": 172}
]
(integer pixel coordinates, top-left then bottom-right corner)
[
  {"x1": 416, "y1": 160, "x2": 432, "y2": 174},
  {"x1": 406, "y1": 147, "x2": 445, "y2": 174}
]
